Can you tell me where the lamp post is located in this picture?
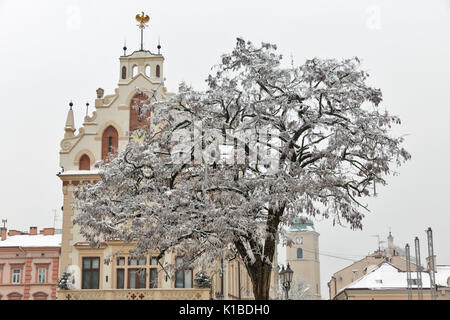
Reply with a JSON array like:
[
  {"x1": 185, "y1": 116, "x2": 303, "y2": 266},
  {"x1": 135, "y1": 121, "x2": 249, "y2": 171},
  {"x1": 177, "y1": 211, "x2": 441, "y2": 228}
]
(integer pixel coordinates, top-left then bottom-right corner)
[{"x1": 279, "y1": 264, "x2": 294, "y2": 300}]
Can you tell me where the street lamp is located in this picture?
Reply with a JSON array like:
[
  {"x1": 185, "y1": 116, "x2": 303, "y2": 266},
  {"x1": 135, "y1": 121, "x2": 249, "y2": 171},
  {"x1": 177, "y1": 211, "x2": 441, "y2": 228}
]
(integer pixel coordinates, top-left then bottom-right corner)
[{"x1": 279, "y1": 264, "x2": 294, "y2": 300}]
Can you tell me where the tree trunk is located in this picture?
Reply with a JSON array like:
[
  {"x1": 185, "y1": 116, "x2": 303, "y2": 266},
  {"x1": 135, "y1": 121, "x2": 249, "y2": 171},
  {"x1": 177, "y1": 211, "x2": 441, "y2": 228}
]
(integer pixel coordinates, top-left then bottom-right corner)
[
  {"x1": 246, "y1": 260, "x2": 273, "y2": 300},
  {"x1": 234, "y1": 205, "x2": 284, "y2": 300}
]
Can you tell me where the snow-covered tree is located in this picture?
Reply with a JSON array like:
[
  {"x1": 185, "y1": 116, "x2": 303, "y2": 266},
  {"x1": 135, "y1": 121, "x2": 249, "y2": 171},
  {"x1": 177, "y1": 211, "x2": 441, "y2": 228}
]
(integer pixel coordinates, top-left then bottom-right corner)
[
  {"x1": 73, "y1": 38, "x2": 410, "y2": 300},
  {"x1": 57, "y1": 272, "x2": 74, "y2": 290},
  {"x1": 194, "y1": 272, "x2": 212, "y2": 288}
]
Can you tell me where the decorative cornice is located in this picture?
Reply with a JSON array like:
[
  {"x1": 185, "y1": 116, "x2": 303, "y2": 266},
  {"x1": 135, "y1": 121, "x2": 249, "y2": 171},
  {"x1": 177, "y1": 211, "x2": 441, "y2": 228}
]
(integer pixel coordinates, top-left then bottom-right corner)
[
  {"x1": 83, "y1": 111, "x2": 98, "y2": 125},
  {"x1": 118, "y1": 72, "x2": 162, "y2": 87},
  {"x1": 60, "y1": 128, "x2": 86, "y2": 154},
  {"x1": 96, "y1": 90, "x2": 119, "y2": 108},
  {"x1": 74, "y1": 242, "x2": 108, "y2": 249}
]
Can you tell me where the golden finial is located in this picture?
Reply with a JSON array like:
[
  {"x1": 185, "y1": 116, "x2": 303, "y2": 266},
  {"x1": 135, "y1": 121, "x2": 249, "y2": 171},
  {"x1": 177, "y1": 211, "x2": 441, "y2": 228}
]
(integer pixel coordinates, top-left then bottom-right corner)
[
  {"x1": 136, "y1": 12, "x2": 150, "y2": 51},
  {"x1": 136, "y1": 11, "x2": 150, "y2": 29}
]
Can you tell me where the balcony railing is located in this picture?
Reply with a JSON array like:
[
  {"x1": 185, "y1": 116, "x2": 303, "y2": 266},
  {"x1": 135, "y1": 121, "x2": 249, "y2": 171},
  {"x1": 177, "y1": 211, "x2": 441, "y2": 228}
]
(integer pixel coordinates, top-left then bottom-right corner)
[{"x1": 57, "y1": 288, "x2": 211, "y2": 300}]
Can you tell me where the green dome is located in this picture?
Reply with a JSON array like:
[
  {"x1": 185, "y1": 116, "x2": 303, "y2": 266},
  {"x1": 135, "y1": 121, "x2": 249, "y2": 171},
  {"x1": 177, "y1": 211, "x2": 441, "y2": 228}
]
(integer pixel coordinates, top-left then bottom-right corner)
[{"x1": 289, "y1": 217, "x2": 315, "y2": 232}]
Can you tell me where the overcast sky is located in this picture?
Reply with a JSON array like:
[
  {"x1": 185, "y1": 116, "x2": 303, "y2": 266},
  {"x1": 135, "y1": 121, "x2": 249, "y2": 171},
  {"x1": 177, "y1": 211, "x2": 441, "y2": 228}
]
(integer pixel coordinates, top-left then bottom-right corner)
[{"x1": 0, "y1": 0, "x2": 449, "y2": 299}]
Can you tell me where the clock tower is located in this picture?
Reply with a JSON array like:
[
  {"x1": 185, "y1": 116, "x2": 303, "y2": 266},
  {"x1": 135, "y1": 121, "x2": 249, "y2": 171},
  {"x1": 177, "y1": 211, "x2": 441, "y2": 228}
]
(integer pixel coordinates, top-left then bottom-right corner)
[{"x1": 286, "y1": 217, "x2": 321, "y2": 299}]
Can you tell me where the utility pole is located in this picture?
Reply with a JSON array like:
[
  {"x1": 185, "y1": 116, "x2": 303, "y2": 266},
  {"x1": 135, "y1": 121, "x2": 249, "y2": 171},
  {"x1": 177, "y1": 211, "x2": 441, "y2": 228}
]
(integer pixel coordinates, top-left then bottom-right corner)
[
  {"x1": 405, "y1": 244, "x2": 412, "y2": 300},
  {"x1": 414, "y1": 237, "x2": 423, "y2": 300},
  {"x1": 426, "y1": 227, "x2": 437, "y2": 300}
]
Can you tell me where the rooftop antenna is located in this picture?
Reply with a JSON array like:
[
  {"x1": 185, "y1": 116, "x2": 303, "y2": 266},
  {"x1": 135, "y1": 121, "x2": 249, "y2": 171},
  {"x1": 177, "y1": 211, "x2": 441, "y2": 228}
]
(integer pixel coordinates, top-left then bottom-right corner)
[
  {"x1": 135, "y1": 12, "x2": 150, "y2": 51},
  {"x1": 371, "y1": 235, "x2": 381, "y2": 252},
  {"x1": 1, "y1": 219, "x2": 7, "y2": 229},
  {"x1": 52, "y1": 209, "x2": 57, "y2": 229}
]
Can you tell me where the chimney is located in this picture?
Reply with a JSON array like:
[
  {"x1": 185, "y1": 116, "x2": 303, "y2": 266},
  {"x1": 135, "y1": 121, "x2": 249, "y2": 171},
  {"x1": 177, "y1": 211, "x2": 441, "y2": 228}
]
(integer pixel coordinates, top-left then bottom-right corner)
[
  {"x1": 8, "y1": 230, "x2": 22, "y2": 236},
  {"x1": 29, "y1": 226, "x2": 38, "y2": 235},
  {"x1": 40, "y1": 228, "x2": 55, "y2": 236},
  {"x1": 0, "y1": 227, "x2": 6, "y2": 241}
]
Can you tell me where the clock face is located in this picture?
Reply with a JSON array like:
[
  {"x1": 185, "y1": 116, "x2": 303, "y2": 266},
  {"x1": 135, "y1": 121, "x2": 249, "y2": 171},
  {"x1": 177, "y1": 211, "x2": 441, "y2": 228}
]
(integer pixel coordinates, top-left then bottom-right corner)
[{"x1": 296, "y1": 237, "x2": 303, "y2": 245}]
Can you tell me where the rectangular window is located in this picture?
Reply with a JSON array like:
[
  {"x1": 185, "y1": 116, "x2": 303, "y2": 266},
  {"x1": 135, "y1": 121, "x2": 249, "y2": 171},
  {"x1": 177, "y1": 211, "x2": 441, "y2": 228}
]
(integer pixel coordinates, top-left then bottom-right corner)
[
  {"x1": 128, "y1": 269, "x2": 146, "y2": 289},
  {"x1": 117, "y1": 257, "x2": 125, "y2": 266},
  {"x1": 116, "y1": 269, "x2": 124, "y2": 289},
  {"x1": 82, "y1": 257, "x2": 100, "y2": 289},
  {"x1": 150, "y1": 257, "x2": 158, "y2": 266},
  {"x1": 150, "y1": 268, "x2": 158, "y2": 288},
  {"x1": 184, "y1": 269, "x2": 193, "y2": 288},
  {"x1": 175, "y1": 257, "x2": 193, "y2": 288},
  {"x1": 12, "y1": 269, "x2": 20, "y2": 284},
  {"x1": 129, "y1": 257, "x2": 146, "y2": 266},
  {"x1": 38, "y1": 268, "x2": 46, "y2": 283}
]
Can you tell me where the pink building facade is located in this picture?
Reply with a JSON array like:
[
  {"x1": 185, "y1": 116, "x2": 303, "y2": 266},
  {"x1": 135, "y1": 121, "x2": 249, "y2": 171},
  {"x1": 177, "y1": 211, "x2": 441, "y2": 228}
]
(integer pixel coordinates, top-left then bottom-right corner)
[{"x1": 0, "y1": 227, "x2": 61, "y2": 300}]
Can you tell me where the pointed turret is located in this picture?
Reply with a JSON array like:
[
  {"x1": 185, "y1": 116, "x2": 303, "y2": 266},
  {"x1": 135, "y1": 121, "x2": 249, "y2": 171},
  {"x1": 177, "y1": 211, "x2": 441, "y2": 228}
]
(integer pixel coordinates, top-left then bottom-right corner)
[
  {"x1": 387, "y1": 230, "x2": 395, "y2": 256},
  {"x1": 64, "y1": 102, "x2": 76, "y2": 138}
]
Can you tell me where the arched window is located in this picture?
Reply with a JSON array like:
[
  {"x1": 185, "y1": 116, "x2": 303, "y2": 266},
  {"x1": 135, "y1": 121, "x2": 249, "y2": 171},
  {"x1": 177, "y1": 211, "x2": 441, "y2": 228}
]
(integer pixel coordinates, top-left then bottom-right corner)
[
  {"x1": 79, "y1": 154, "x2": 91, "y2": 170},
  {"x1": 101, "y1": 126, "x2": 118, "y2": 161},
  {"x1": 145, "y1": 65, "x2": 151, "y2": 77},
  {"x1": 121, "y1": 66, "x2": 127, "y2": 79},
  {"x1": 132, "y1": 65, "x2": 138, "y2": 77},
  {"x1": 156, "y1": 65, "x2": 160, "y2": 78},
  {"x1": 297, "y1": 248, "x2": 303, "y2": 259}
]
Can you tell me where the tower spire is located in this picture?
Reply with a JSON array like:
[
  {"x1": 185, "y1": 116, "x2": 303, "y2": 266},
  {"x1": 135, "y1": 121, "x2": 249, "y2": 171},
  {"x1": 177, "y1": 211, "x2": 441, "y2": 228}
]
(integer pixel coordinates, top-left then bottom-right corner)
[
  {"x1": 135, "y1": 12, "x2": 150, "y2": 51},
  {"x1": 64, "y1": 102, "x2": 76, "y2": 138}
]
